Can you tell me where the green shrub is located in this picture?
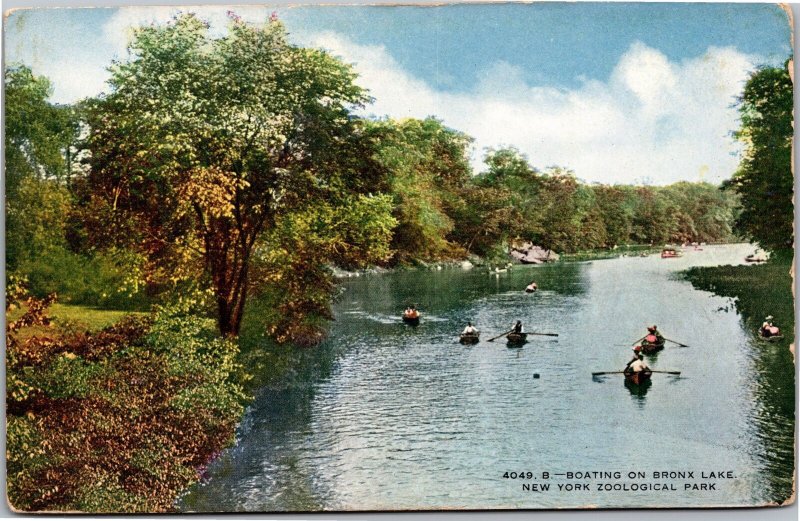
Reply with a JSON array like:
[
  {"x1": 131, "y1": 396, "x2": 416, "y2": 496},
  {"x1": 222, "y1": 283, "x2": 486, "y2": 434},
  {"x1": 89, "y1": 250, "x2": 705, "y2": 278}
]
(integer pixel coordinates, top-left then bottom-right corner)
[
  {"x1": 6, "y1": 295, "x2": 247, "y2": 512},
  {"x1": 19, "y1": 247, "x2": 150, "y2": 311}
]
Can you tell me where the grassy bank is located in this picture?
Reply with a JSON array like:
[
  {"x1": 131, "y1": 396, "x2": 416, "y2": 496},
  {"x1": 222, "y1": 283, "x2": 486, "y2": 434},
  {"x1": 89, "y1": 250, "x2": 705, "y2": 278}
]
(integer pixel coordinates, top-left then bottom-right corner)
[
  {"x1": 7, "y1": 303, "x2": 148, "y2": 341},
  {"x1": 683, "y1": 252, "x2": 794, "y2": 340},
  {"x1": 6, "y1": 288, "x2": 329, "y2": 512}
]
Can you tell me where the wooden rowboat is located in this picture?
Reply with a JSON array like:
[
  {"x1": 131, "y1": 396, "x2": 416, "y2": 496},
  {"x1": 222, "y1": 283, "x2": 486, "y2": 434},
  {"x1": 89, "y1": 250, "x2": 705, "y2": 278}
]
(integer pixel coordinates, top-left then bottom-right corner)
[
  {"x1": 624, "y1": 370, "x2": 652, "y2": 385},
  {"x1": 759, "y1": 328, "x2": 783, "y2": 342},
  {"x1": 641, "y1": 340, "x2": 665, "y2": 354},
  {"x1": 460, "y1": 333, "x2": 480, "y2": 344},
  {"x1": 661, "y1": 248, "x2": 683, "y2": 258},
  {"x1": 506, "y1": 332, "x2": 528, "y2": 346},
  {"x1": 402, "y1": 314, "x2": 420, "y2": 326}
]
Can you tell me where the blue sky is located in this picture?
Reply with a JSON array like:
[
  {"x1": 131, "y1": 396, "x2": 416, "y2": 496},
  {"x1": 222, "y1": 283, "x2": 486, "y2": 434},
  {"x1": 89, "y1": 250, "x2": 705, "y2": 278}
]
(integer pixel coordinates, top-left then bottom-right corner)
[{"x1": 5, "y1": 4, "x2": 792, "y2": 184}]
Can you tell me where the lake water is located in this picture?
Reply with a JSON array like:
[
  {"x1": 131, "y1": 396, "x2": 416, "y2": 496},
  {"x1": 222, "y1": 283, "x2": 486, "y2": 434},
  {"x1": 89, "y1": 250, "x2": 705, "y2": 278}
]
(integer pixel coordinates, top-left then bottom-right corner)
[{"x1": 180, "y1": 243, "x2": 795, "y2": 511}]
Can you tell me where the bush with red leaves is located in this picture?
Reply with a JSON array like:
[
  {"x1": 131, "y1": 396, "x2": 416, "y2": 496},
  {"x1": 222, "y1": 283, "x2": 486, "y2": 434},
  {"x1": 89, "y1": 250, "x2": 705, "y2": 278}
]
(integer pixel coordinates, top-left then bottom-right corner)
[{"x1": 7, "y1": 294, "x2": 246, "y2": 512}]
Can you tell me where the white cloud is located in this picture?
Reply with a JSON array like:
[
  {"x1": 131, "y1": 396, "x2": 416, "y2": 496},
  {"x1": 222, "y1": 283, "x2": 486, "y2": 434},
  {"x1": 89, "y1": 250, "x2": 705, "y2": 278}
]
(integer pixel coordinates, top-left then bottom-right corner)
[
  {"x1": 62, "y1": 9, "x2": 755, "y2": 185},
  {"x1": 43, "y1": 60, "x2": 111, "y2": 105},
  {"x1": 306, "y1": 33, "x2": 757, "y2": 185},
  {"x1": 102, "y1": 6, "x2": 274, "y2": 57}
]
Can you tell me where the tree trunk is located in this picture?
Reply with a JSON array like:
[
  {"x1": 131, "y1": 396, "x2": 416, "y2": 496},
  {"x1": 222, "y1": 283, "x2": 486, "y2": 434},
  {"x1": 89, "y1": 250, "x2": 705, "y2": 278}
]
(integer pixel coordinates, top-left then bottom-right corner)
[
  {"x1": 202, "y1": 202, "x2": 267, "y2": 338},
  {"x1": 215, "y1": 263, "x2": 249, "y2": 337},
  {"x1": 206, "y1": 226, "x2": 252, "y2": 338}
]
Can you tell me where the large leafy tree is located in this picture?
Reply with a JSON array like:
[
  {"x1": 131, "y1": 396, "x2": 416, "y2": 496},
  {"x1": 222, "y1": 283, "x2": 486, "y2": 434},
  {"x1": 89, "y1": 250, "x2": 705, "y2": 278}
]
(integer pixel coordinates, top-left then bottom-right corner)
[
  {"x1": 725, "y1": 62, "x2": 793, "y2": 251},
  {"x1": 73, "y1": 14, "x2": 393, "y2": 336}
]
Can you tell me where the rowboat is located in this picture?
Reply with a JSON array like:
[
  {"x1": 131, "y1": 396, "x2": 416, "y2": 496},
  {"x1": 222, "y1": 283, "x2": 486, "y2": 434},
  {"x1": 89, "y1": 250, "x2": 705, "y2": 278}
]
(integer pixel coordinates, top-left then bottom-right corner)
[
  {"x1": 661, "y1": 248, "x2": 683, "y2": 258},
  {"x1": 641, "y1": 340, "x2": 665, "y2": 354},
  {"x1": 506, "y1": 332, "x2": 528, "y2": 346},
  {"x1": 624, "y1": 369, "x2": 652, "y2": 385},
  {"x1": 460, "y1": 333, "x2": 480, "y2": 344},
  {"x1": 759, "y1": 327, "x2": 783, "y2": 342},
  {"x1": 402, "y1": 314, "x2": 420, "y2": 326}
]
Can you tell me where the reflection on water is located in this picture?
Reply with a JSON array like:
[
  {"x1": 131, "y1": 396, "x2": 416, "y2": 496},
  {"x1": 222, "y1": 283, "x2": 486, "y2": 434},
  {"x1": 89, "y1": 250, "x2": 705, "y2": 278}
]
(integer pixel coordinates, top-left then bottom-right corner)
[
  {"x1": 180, "y1": 244, "x2": 794, "y2": 511},
  {"x1": 625, "y1": 378, "x2": 652, "y2": 400}
]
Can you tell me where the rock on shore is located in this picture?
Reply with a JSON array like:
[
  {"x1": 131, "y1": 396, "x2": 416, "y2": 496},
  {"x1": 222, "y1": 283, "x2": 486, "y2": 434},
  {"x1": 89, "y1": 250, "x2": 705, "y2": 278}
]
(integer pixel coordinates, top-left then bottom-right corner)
[{"x1": 509, "y1": 242, "x2": 560, "y2": 264}]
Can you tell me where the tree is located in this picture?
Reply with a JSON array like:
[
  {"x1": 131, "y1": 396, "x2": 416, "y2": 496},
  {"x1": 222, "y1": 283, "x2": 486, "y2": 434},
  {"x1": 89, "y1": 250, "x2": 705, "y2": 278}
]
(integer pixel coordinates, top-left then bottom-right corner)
[
  {"x1": 474, "y1": 147, "x2": 546, "y2": 246},
  {"x1": 725, "y1": 62, "x2": 793, "y2": 251},
  {"x1": 5, "y1": 66, "x2": 78, "y2": 271},
  {"x1": 73, "y1": 14, "x2": 394, "y2": 336},
  {"x1": 366, "y1": 118, "x2": 473, "y2": 263},
  {"x1": 5, "y1": 66, "x2": 77, "y2": 187},
  {"x1": 594, "y1": 185, "x2": 635, "y2": 247}
]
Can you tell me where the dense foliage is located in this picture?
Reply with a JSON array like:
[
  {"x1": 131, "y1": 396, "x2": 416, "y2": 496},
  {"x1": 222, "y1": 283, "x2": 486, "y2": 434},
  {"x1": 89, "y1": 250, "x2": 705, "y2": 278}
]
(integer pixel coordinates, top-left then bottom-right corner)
[
  {"x1": 6, "y1": 292, "x2": 245, "y2": 512},
  {"x1": 724, "y1": 62, "x2": 793, "y2": 252},
  {"x1": 7, "y1": 17, "x2": 744, "y2": 340},
  {"x1": 5, "y1": 66, "x2": 146, "y2": 310},
  {"x1": 71, "y1": 14, "x2": 395, "y2": 336},
  {"x1": 365, "y1": 118, "x2": 474, "y2": 263},
  {"x1": 445, "y1": 148, "x2": 740, "y2": 257}
]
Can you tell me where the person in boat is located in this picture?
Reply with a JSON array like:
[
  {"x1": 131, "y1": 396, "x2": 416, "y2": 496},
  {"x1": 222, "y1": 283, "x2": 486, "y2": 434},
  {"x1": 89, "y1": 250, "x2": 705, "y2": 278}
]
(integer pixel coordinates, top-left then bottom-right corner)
[
  {"x1": 512, "y1": 320, "x2": 524, "y2": 334},
  {"x1": 641, "y1": 325, "x2": 664, "y2": 346},
  {"x1": 625, "y1": 346, "x2": 643, "y2": 369},
  {"x1": 462, "y1": 322, "x2": 478, "y2": 335},
  {"x1": 625, "y1": 353, "x2": 650, "y2": 374},
  {"x1": 404, "y1": 306, "x2": 419, "y2": 319},
  {"x1": 761, "y1": 316, "x2": 780, "y2": 337},
  {"x1": 525, "y1": 281, "x2": 538, "y2": 292}
]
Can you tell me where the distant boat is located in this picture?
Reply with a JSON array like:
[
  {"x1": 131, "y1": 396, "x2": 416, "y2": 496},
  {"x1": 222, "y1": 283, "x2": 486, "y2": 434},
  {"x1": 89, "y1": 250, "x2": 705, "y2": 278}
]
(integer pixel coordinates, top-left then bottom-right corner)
[
  {"x1": 759, "y1": 326, "x2": 782, "y2": 341},
  {"x1": 745, "y1": 253, "x2": 767, "y2": 263},
  {"x1": 460, "y1": 332, "x2": 480, "y2": 344},
  {"x1": 641, "y1": 340, "x2": 665, "y2": 354},
  {"x1": 661, "y1": 247, "x2": 683, "y2": 259},
  {"x1": 402, "y1": 313, "x2": 420, "y2": 326},
  {"x1": 506, "y1": 332, "x2": 528, "y2": 346},
  {"x1": 624, "y1": 369, "x2": 652, "y2": 385}
]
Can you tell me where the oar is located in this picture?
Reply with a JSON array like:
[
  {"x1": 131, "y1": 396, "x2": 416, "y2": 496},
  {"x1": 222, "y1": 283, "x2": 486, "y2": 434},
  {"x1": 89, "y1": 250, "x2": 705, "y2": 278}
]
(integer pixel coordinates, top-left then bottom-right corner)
[
  {"x1": 631, "y1": 335, "x2": 646, "y2": 346},
  {"x1": 487, "y1": 329, "x2": 514, "y2": 342},
  {"x1": 663, "y1": 338, "x2": 689, "y2": 347},
  {"x1": 591, "y1": 370, "x2": 681, "y2": 376},
  {"x1": 528, "y1": 332, "x2": 559, "y2": 337}
]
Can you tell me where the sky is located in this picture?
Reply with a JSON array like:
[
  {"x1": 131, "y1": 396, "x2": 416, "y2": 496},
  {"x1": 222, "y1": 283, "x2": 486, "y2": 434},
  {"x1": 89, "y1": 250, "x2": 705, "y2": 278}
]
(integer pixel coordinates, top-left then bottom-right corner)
[{"x1": 4, "y1": 3, "x2": 793, "y2": 185}]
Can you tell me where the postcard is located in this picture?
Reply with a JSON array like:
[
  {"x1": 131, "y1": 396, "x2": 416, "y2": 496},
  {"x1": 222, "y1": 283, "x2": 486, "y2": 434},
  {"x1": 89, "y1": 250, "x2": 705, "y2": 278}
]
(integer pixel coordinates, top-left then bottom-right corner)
[{"x1": 4, "y1": 2, "x2": 795, "y2": 513}]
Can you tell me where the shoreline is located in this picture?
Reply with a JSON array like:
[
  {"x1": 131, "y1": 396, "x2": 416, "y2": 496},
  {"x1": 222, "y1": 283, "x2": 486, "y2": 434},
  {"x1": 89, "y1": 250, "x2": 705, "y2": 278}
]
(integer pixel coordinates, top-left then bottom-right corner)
[{"x1": 330, "y1": 242, "x2": 744, "y2": 279}]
